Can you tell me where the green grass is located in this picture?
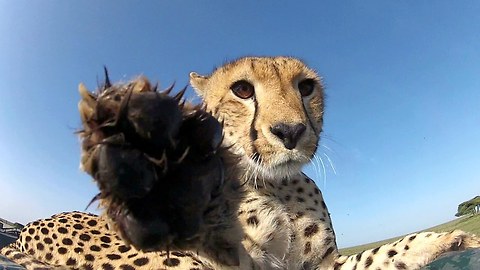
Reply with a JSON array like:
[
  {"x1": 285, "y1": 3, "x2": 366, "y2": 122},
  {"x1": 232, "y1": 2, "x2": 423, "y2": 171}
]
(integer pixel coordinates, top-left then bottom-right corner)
[{"x1": 339, "y1": 214, "x2": 480, "y2": 256}]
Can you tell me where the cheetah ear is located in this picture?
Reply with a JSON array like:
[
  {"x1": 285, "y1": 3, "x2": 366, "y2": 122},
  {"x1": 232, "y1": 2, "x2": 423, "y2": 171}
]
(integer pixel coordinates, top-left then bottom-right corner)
[{"x1": 189, "y1": 72, "x2": 208, "y2": 96}]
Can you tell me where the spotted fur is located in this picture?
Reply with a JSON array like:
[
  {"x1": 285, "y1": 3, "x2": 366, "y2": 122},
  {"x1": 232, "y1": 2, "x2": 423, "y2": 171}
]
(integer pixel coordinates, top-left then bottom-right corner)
[{"x1": 1, "y1": 57, "x2": 479, "y2": 270}]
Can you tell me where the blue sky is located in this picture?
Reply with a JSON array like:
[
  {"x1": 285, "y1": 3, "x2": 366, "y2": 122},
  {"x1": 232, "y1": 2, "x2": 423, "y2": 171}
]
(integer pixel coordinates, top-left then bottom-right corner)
[{"x1": 0, "y1": 1, "x2": 479, "y2": 248}]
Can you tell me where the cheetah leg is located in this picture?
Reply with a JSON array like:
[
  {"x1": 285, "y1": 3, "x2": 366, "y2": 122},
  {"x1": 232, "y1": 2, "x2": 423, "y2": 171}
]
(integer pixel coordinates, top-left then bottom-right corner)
[
  {"x1": 77, "y1": 75, "x2": 242, "y2": 266},
  {"x1": 333, "y1": 230, "x2": 480, "y2": 270}
]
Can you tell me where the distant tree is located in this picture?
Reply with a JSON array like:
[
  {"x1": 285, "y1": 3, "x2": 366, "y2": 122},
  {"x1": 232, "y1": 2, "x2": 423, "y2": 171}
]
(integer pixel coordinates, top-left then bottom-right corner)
[{"x1": 455, "y1": 196, "x2": 480, "y2": 217}]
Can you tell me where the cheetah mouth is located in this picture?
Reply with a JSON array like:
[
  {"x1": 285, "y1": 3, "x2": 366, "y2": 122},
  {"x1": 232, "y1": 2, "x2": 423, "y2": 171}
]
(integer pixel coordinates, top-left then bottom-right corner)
[
  {"x1": 245, "y1": 154, "x2": 306, "y2": 180},
  {"x1": 271, "y1": 151, "x2": 311, "y2": 167},
  {"x1": 273, "y1": 158, "x2": 306, "y2": 171}
]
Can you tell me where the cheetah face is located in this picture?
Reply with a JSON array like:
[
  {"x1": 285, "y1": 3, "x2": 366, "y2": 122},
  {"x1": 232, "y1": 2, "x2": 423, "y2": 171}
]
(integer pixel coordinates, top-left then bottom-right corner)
[{"x1": 190, "y1": 57, "x2": 324, "y2": 180}]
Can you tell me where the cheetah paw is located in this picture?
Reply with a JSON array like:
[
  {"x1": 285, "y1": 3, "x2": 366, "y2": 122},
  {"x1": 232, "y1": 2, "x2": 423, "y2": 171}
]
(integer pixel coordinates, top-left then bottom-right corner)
[
  {"x1": 446, "y1": 230, "x2": 480, "y2": 251},
  {"x1": 77, "y1": 71, "x2": 225, "y2": 253}
]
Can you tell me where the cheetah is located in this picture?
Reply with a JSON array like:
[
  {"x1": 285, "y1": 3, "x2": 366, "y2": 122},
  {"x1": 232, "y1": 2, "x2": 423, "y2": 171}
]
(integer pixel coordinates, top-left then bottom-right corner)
[{"x1": 2, "y1": 56, "x2": 479, "y2": 270}]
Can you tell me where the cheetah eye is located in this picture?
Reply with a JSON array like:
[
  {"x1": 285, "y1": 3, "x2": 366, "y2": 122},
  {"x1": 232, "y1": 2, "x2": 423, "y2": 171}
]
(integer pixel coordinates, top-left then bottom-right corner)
[
  {"x1": 298, "y1": 79, "x2": 315, "y2": 97},
  {"x1": 230, "y1": 80, "x2": 255, "y2": 99}
]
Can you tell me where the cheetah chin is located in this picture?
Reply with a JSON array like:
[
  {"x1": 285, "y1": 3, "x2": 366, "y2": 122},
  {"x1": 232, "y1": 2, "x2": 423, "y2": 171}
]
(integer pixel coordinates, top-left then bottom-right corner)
[{"x1": 244, "y1": 156, "x2": 307, "y2": 181}]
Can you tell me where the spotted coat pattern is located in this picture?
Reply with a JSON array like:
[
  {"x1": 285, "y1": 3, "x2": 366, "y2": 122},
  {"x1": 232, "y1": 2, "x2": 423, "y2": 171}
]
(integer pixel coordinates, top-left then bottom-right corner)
[{"x1": 2, "y1": 56, "x2": 479, "y2": 270}]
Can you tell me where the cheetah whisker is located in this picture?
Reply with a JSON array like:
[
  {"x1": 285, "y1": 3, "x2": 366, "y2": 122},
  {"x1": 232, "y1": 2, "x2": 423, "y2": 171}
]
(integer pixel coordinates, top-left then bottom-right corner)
[
  {"x1": 320, "y1": 143, "x2": 335, "y2": 153},
  {"x1": 323, "y1": 152, "x2": 337, "y2": 175},
  {"x1": 313, "y1": 153, "x2": 327, "y2": 190},
  {"x1": 310, "y1": 153, "x2": 322, "y2": 187},
  {"x1": 318, "y1": 155, "x2": 327, "y2": 189}
]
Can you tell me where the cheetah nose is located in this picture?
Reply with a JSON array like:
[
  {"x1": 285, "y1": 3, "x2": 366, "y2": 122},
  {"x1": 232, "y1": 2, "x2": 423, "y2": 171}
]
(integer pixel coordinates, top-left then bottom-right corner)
[{"x1": 270, "y1": 123, "x2": 306, "y2": 150}]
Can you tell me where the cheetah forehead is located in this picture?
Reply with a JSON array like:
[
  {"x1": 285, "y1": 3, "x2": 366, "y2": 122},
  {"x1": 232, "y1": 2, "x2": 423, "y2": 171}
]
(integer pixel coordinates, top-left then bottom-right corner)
[
  {"x1": 190, "y1": 56, "x2": 324, "y2": 113},
  {"x1": 190, "y1": 56, "x2": 322, "y2": 99},
  {"x1": 219, "y1": 56, "x2": 319, "y2": 81}
]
